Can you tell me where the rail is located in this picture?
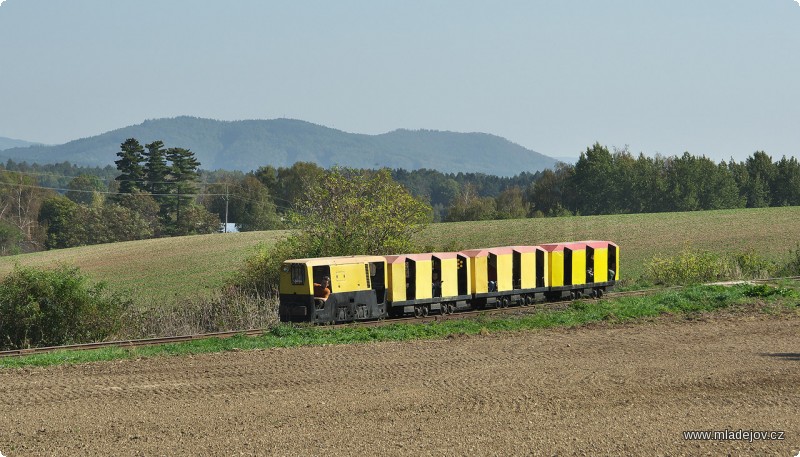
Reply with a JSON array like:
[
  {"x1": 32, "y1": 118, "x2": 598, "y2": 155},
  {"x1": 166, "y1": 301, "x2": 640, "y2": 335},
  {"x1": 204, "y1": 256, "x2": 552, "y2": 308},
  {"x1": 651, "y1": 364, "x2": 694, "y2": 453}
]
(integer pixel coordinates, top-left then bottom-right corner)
[{"x1": 1, "y1": 276, "x2": 796, "y2": 358}]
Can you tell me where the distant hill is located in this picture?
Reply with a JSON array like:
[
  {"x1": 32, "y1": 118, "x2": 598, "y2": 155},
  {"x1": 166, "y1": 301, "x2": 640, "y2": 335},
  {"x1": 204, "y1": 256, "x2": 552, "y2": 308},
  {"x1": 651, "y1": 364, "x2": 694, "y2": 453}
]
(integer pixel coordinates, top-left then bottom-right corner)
[
  {"x1": 0, "y1": 136, "x2": 42, "y2": 151},
  {"x1": 0, "y1": 117, "x2": 556, "y2": 176}
]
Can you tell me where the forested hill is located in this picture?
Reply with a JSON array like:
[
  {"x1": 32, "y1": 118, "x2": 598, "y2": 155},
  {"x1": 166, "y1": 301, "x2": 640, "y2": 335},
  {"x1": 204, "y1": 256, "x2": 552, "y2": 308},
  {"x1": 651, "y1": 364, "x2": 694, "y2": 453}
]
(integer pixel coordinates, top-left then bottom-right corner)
[
  {"x1": 0, "y1": 117, "x2": 557, "y2": 176},
  {"x1": 0, "y1": 136, "x2": 41, "y2": 151}
]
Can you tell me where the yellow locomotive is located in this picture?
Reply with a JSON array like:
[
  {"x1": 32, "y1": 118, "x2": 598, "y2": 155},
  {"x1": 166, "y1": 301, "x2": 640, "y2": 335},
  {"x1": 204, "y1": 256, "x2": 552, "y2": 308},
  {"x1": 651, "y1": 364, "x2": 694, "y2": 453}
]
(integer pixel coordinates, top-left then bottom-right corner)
[{"x1": 278, "y1": 240, "x2": 619, "y2": 324}]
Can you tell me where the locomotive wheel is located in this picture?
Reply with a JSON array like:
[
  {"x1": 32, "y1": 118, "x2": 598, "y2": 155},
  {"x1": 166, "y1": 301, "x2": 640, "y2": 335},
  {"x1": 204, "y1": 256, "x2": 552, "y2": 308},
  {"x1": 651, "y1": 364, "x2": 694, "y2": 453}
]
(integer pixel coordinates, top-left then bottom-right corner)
[
  {"x1": 502, "y1": 298, "x2": 510, "y2": 308},
  {"x1": 421, "y1": 305, "x2": 429, "y2": 317},
  {"x1": 495, "y1": 300, "x2": 502, "y2": 309},
  {"x1": 596, "y1": 289, "x2": 604, "y2": 299},
  {"x1": 414, "y1": 306, "x2": 423, "y2": 318},
  {"x1": 448, "y1": 303, "x2": 456, "y2": 314},
  {"x1": 525, "y1": 295, "x2": 532, "y2": 306}
]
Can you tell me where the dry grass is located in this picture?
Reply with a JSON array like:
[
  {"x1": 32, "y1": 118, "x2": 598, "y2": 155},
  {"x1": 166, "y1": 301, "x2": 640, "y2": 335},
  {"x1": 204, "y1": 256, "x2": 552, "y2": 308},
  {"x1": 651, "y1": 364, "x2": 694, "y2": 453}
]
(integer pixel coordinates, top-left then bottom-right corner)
[{"x1": 0, "y1": 231, "x2": 289, "y2": 305}]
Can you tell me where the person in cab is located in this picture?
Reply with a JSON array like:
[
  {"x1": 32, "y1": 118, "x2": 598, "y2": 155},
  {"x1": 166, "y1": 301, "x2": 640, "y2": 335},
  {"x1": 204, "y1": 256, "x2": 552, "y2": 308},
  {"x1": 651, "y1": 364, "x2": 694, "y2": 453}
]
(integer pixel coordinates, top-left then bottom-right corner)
[{"x1": 313, "y1": 276, "x2": 331, "y2": 309}]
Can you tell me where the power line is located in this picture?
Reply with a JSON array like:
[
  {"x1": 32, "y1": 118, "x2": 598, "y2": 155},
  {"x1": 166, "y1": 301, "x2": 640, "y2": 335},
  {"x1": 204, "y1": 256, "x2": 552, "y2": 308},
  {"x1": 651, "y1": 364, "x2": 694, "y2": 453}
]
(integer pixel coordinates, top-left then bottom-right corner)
[{"x1": 0, "y1": 181, "x2": 296, "y2": 213}]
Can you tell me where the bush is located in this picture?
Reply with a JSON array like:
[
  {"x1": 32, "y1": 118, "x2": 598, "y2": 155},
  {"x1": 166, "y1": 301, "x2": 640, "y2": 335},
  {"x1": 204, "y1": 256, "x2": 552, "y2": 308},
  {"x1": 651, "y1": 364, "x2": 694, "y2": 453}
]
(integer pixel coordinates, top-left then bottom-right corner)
[
  {"x1": 777, "y1": 244, "x2": 800, "y2": 277},
  {"x1": 645, "y1": 249, "x2": 779, "y2": 286},
  {"x1": 646, "y1": 250, "x2": 734, "y2": 285},
  {"x1": 0, "y1": 265, "x2": 128, "y2": 350},
  {"x1": 644, "y1": 247, "x2": 800, "y2": 285},
  {"x1": 233, "y1": 236, "x2": 308, "y2": 298}
]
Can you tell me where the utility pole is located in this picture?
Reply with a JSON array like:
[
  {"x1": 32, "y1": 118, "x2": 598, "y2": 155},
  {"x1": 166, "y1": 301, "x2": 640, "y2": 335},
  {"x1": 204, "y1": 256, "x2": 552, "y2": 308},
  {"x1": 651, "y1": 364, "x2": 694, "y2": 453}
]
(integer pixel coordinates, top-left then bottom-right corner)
[{"x1": 224, "y1": 183, "x2": 229, "y2": 233}]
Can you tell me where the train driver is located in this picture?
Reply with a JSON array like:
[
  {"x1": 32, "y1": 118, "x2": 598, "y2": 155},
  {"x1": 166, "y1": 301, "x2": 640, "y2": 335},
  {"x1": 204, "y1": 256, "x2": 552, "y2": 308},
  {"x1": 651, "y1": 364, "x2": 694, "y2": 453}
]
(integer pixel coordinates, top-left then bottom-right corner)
[{"x1": 313, "y1": 276, "x2": 331, "y2": 309}]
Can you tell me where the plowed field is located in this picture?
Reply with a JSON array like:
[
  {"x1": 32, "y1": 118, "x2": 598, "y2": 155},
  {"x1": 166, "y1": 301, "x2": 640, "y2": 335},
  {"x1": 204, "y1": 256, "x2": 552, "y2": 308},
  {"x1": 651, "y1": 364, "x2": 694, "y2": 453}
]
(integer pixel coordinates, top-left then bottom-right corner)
[{"x1": 1, "y1": 314, "x2": 798, "y2": 456}]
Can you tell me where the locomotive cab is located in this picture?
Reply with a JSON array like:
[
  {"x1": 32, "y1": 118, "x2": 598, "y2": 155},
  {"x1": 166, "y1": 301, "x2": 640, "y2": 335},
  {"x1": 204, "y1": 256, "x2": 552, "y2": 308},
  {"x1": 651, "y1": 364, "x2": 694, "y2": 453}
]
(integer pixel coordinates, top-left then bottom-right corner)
[{"x1": 279, "y1": 255, "x2": 387, "y2": 323}]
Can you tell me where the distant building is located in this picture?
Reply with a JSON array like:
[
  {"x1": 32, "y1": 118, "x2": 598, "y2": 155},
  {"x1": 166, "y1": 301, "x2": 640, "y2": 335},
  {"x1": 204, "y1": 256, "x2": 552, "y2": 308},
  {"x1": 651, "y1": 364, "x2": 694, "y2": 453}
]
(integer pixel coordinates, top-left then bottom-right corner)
[{"x1": 220, "y1": 223, "x2": 239, "y2": 233}]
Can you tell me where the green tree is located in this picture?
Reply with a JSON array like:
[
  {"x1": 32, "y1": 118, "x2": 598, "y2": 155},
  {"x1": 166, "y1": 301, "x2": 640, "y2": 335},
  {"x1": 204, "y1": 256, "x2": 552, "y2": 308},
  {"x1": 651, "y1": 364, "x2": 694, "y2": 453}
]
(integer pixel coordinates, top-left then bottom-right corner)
[
  {"x1": 495, "y1": 186, "x2": 528, "y2": 219},
  {"x1": 0, "y1": 171, "x2": 54, "y2": 245},
  {"x1": 172, "y1": 204, "x2": 221, "y2": 236},
  {"x1": 445, "y1": 183, "x2": 496, "y2": 221},
  {"x1": 293, "y1": 167, "x2": 431, "y2": 257},
  {"x1": 0, "y1": 220, "x2": 23, "y2": 255},
  {"x1": 273, "y1": 162, "x2": 325, "y2": 208},
  {"x1": 116, "y1": 192, "x2": 164, "y2": 237},
  {"x1": 114, "y1": 138, "x2": 146, "y2": 195},
  {"x1": 232, "y1": 176, "x2": 281, "y2": 231},
  {"x1": 526, "y1": 163, "x2": 574, "y2": 216},
  {"x1": 83, "y1": 204, "x2": 154, "y2": 245},
  {"x1": 39, "y1": 197, "x2": 154, "y2": 249},
  {"x1": 235, "y1": 168, "x2": 431, "y2": 296},
  {"x1": 165, "y1": 147, "x2": 201, "y2": 233},
  {"x1": 773, "y1": 156, "x2": 800, "y2": 206},
  {"x1": 38, "y1": 195, "x2": 81, "y2": 249},
  {"x1": 569, "y1": 143, "x2": 615, "y2": 215},
  {"x1": 143, "y1": 140, "x2": 170, "y2": 199},
  {"x1": 66, "y1": 174, "x2": 106, "y2": 205},
  {"x1": 744, "y1": 151, "x2": 776, "y2": 207}
]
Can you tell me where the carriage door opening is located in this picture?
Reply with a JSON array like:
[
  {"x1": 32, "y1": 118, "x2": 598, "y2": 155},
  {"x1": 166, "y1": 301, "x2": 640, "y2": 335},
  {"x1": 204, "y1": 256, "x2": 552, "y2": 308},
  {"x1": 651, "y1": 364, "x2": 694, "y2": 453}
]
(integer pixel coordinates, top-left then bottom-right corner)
[
  {"x1": 405, "y1": 259, "x2": 416, "y2": 300},
  {"x1": 488, "y1": 254, "x2": 498, "y2": 292},
  {"x1": 536, "y1": 249, "x2": 545, "y2": 288},
  {"x1": 586, "y1": 247, "x2": 595, "y2": 284},
  {"x1": 564, "y1": 248, "x2": 573, "y2": 286},
  {"x1": 609, "y1": 245, "x2": 617, "y2": 281},
  {"x1": 432, "y1": 257, "x2": 442, "y2": 298},
  {"x1": 369, "y1": 262, "x2": 386, "y2": 303},
  {"x1": 457, "y1": 254, "x2": 468, "y2": 295},
  {"x1": 512, "y1": 251, "x2": 521, "y2": 290}
]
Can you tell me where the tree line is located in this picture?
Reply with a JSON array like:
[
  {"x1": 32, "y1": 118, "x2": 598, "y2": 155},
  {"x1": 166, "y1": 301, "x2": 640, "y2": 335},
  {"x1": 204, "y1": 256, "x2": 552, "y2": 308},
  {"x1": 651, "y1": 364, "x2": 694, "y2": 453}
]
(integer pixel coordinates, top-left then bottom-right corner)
[
  {"x1": 526, "y1": 144, "x2": 800, "y2": 217},
  {"x1": 0, "y1": 139, "x2": 797, "y2": 254}
]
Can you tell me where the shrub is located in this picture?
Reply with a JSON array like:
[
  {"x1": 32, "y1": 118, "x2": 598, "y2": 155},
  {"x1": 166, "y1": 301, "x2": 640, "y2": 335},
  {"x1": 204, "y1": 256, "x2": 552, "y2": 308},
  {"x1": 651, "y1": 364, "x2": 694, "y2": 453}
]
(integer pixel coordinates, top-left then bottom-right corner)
[
  {"x1": 646, "y1": 250, "x2": 734, "y2": 285},
  {"x1": 777, "y1": 244, "x2": 800, "y2": 277},
  {"x1": 732, "y1": 250, "x2": 776, "y2": 279},
  {"x1": 0, "y1": 265, "x2": 128, "y2": 350},
  {"x1": 645, "y1": 248, "x2": 786, "y2": 286},
  {"x1": 233, "y1": 236, "x2": 307, "y2": 298}
]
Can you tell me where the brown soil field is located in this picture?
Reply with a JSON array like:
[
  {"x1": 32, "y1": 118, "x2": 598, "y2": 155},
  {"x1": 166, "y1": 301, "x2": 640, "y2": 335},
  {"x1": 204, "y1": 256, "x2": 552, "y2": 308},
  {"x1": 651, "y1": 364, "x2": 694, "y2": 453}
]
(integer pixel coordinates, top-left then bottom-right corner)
[{"x1": 1, "y1": 314, "x2": 798, "y2": 456}]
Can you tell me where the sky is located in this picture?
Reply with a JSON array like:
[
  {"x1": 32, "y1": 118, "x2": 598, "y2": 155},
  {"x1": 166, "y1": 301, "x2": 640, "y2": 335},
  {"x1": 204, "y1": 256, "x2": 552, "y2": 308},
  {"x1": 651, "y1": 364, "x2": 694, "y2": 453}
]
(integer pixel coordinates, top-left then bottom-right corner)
[{"x1": 0, "y1": 0, "x2": 798, "y2": 162}]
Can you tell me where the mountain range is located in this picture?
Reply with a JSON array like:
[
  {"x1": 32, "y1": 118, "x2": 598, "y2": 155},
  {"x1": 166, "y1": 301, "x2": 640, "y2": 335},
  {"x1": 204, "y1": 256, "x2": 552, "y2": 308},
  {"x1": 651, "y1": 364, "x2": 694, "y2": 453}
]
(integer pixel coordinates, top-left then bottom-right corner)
[{"x1": 0, "y1": 117, "x2": 558, "y2": 176}]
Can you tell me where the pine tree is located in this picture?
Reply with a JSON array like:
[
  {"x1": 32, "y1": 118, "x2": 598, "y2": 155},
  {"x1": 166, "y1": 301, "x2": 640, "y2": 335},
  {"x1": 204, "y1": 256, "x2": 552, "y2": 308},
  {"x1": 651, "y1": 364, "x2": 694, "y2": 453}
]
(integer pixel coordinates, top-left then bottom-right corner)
[
  {"x1": 165, "y1": 147, "x2": 201, "y2": 231},
  {"x1": 143, "y1": 140, "x2": 169, "y2": 196},
  {"x1": 114, "y1": 138, "x2": 145, "y2": 194}
]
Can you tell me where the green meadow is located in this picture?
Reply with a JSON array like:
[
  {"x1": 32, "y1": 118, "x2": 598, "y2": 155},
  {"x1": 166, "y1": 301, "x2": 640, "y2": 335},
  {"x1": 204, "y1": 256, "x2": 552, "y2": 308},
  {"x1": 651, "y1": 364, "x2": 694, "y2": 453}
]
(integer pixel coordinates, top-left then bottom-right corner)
[{"x1": 1, "y1": 206, "x2": 799, "y2": 305}]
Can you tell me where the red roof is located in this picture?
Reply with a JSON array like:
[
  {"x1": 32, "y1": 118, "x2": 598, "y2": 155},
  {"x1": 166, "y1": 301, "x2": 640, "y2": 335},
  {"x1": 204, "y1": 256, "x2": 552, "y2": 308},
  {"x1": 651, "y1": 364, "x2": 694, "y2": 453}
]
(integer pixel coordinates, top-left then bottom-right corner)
[
  {"x1": 431, "y1": 252, "x2": 459, "y2": 260},
  {"x1": 509, "y1": 245, "x2": 542, "y2": 253},
  {"x1": 384, "y1": 255, "x2": 406, "y2": 264},
  {"x1": 540, "y1": 241, "x2": 587, "y2": 252}
]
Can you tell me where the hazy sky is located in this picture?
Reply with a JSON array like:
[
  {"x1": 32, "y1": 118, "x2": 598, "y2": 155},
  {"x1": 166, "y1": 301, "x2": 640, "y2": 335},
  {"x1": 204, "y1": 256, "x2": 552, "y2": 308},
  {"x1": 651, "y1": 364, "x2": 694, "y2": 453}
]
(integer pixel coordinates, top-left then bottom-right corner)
[{"x1": 1, "y1": 0, "x2": 798, "y2": 161}]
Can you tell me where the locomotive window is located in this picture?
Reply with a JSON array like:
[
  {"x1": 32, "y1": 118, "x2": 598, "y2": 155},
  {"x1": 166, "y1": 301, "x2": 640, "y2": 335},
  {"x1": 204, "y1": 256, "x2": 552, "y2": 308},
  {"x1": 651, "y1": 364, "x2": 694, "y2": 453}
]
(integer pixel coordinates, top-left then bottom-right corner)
[{"x1": 291, "y1": 264, "x2": 305, "y2": 285}]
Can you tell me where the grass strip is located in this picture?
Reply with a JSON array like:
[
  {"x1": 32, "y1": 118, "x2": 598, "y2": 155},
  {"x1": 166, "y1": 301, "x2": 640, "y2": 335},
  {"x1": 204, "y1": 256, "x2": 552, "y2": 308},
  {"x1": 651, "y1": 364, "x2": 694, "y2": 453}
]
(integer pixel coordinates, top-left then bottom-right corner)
[{"x1": 2, "y1": 283, "x2": 797, "y2": 369}]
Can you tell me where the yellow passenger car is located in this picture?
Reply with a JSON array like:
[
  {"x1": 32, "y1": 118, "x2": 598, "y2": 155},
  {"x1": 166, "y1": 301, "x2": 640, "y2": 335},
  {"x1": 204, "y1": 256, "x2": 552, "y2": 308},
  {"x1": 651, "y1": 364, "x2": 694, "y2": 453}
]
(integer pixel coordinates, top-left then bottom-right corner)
[
  {"x1": 462, "y1": 246, "x2": 548, "y2": 307},
  {"x1": 385, "y1": 252, "x2": 471, "y2": 317},
  {"x1": 541, "y1": 241, "x2": 618, "y2": 298},
  {"x1": 279, "y1": 255, "x2": 387, "y2": 323}
]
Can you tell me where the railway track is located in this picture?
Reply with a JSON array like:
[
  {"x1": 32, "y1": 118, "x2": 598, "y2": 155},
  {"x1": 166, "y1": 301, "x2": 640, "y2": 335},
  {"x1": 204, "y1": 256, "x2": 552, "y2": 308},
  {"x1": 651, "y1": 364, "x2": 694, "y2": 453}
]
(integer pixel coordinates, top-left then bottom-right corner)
[{"x1": 1, "y1": 277, "x2": 797, "y2": 358}]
